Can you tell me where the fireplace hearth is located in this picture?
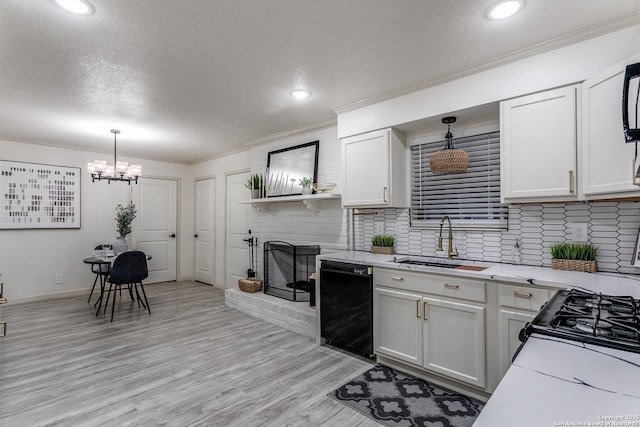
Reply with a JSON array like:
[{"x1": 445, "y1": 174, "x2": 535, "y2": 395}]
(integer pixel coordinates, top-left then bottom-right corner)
[{"x1": 263, "y1": 241, "x2": 320, "y2": 302}]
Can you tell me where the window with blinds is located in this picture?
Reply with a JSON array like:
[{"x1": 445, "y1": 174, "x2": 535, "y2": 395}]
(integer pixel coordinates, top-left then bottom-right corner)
[{"x1": 410, "y1": 131, "x2": 507, "y2": 229}]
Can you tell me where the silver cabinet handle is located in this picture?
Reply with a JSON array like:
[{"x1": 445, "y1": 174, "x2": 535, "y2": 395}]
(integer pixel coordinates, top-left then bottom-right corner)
[
  {"x1": 0, "y1": 321, "x2": 6, "y2": 337},
  {"x1": 423, "y1": 301, "x2": 428, "y2": 320},
  {"x1": 569, "y1": 170, "x2": 574, "y2": 193},
  {"x1": 416, "y1": 299, "x2": 420, "y2": 318},
  {"x1": 383, "y1": 187, "x2": 388, "y2": 203},
  {"x1": 444, "y1": 283, "x2": 459, "y2": 290},
  {"x1": 513, "y1": 291, "x2": 533, "y2": 299},
  {"x1": 391, "y1": 276, "x2": 404, "y2": 282}
]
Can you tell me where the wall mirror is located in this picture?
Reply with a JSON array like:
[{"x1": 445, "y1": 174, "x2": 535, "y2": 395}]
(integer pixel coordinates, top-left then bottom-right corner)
[
  {"x1": 266, "y1": 141, "x2": 319, "y2": 197},
  {"x1": 623, "y1": 62, "x2": 640, "y2": 142}
]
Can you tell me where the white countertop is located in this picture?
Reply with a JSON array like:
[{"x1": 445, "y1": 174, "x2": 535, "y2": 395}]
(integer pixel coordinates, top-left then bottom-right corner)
[
  {"x1": 318, "y1": 250, "x2": 640, "y2": 297},
  {"x1": 473, "y1": 334, "x2": 640, "y2": 426}
]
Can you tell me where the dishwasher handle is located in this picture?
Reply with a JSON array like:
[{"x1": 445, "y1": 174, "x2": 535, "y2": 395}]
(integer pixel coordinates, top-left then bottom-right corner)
[{"x1": 320, "y1": 261, "x2": 372, "y2": 276}]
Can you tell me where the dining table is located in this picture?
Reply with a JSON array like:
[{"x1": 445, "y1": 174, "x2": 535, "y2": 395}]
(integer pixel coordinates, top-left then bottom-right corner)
[
  {"x1": 83, "y1": 253, "x2": 152, "y2": 317},
  {"x1": 83, "y1": 256, "x2": 113, "y2": 316}
]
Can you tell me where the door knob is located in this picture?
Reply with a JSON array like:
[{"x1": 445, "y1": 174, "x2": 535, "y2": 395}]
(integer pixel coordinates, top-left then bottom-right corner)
[
  {"x1": 170, "y1": 233, "x2": 176, "y2": 238},
  {"x1": 194, "y1": 234, "x2": 198, "y2": 238}
]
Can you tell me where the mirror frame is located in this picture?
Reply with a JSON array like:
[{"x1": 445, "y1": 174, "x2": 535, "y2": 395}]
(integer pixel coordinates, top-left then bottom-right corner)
[
  {"x1": 623, "y1": 62, "x2": 640, "y2": 142},
  {"x1": 266, "y1": 141, "x2": 319, "y2": 197}
]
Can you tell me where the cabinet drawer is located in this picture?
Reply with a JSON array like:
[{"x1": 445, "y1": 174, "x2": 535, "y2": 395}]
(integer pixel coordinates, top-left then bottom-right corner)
[
  {"x1": 374, "y1": 267, "x2": 486, "y2": 303},
  {"x1": 498, "y1": 284, "x2": 550, "y2": 311}
]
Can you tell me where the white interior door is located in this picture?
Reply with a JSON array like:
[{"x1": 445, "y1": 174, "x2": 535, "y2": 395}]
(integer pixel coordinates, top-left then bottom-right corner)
[
  {"x1": 133, "y1": 178, "x2": 178, "y2": 283},
  {"x1": 195, "y1": 178, "x2": 215, "y2": 285},
  {"x1": 226, "y1": 172, "x2": 251, "y2": 289}
]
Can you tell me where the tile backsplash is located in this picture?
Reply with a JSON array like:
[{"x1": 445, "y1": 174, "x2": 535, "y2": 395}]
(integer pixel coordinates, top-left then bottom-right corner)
[{"x1": 354, "y1": 201, "x2": 640, "y2": 275}]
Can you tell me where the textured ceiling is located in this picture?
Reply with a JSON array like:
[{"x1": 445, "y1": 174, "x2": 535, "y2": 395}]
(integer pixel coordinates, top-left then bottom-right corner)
[{"x1": 1, "y1": 0, "x2": 639, "y2": 164}]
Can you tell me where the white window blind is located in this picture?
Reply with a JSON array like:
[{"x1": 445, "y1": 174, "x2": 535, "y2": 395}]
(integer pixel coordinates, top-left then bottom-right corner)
[{"x1": 410, "y1": 131, "x2": 507, "y2": 229}]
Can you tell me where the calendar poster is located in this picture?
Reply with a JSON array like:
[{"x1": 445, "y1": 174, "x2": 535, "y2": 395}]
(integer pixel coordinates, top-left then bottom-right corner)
[{"x1": 0, "y1": 160, "x2": 81, "y2": 229}]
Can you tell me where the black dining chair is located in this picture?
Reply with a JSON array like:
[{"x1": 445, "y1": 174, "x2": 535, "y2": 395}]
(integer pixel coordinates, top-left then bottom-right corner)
[
  {"x1": 104, "y1": 251, "x2": 150, "y2": 322},
  {"x1": 88, "y1": 245, "x2": 111, "y2": 304}
]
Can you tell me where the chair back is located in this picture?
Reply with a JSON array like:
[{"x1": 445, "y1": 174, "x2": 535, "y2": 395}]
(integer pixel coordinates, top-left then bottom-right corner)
[
  {"x1": 92, "y1": 244, "x2": 111, "y2": 274},
  {"x1": 109, "y1": 251, "x2": 148, "y2": 284}
]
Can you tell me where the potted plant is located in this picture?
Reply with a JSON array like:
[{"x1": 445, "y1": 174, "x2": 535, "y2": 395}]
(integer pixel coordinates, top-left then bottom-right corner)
[
  {"x1": 245, "y1": 174, "x2": 263, "y2": 198},
  {"x1": 299, "y1": 177, "x2": 313, "y2": 195},
  {"x1": 371, "y1": 234, "x2": 395, "y2": 255},
  {"x1": 551, "y1": 242, "x2": 598, "y2": 273},
  {"x1": 114, "y1": 201, "x2": 137, "y2": 255}
]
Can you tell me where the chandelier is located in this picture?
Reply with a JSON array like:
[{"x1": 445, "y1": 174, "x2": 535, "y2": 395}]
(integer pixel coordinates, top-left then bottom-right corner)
[
  {"x1": 429, "y1": 116, "x2": 469, "y2": 175},
  {"x1": 87, "y1": 130, "x2": 141, "y2": 184}
]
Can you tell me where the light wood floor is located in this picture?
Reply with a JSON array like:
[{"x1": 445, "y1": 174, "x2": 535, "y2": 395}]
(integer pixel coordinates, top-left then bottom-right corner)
[{"x1": 0, "y1": 281, "x2": 378, "y2": 426}]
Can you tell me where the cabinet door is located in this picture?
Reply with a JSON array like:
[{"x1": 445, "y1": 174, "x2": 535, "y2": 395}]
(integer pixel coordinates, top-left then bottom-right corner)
[
  {"x1": 501, "y1": 85, "x2": 578, "y2": 202},
  {"x1": 342, "y1": 129, "x2": 391, "y2": 207},
  {"x1": 499, "y1": 308, "x2": 535, "y2": 378},
  {"x1": 374, "y1": 288, "x2": 423, "y2": 366},
  {"x1": 582, "y1": 54, "x2": 640, "y2": 199},
  {"x1": 423, "y1": 297, "x2": 485, "y2": 388}
]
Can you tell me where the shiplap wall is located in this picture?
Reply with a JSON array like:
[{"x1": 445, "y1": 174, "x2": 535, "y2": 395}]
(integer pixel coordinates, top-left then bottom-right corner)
[{"x1": 354, "y1": 201, "x2": 640, "y2": 275}]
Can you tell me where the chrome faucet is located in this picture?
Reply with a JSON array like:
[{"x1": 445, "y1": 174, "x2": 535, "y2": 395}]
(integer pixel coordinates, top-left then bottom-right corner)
[{"x1": 437, "y1": 215, "x2": 458, "y2": 259}]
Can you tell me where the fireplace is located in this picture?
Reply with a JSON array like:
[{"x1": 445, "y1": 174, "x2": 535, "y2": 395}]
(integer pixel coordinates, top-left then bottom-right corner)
[{"x1": 263, "y1": 241, "x2": 320, "y2": 302}]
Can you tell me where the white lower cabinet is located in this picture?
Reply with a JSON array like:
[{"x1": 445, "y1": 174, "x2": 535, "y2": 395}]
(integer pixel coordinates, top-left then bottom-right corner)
[
  {"x1": 498, "y1": 308, "x2": 535, "y2": 377},
  {"x1": 423, "y1": 297, "x2": 485, "y2": 388},
  {"x1": 374, "y1": 268, "x2": 487, "y2": 389},
  {"x1": 497, "y1": 283, "x2": 555, "y2": 377},
  {"x1": 375, "y1": 288, "x2": 423, "y2": 365}
]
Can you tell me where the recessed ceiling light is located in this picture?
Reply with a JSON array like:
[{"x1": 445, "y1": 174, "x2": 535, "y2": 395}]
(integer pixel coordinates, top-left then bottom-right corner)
[
  {"x1": 290, "y1": 89, "x2": 311, "y2": 100},
  {"x1": 55, "y1": 0, "x2": 92, "y2": 15},
  {"x1": 488, "y1": 1, "x2": 523, "y2": 20}
]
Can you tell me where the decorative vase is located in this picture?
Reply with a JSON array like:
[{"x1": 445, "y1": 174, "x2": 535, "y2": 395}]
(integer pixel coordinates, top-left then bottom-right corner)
[
  {"x1": 112, "y1": 236, "x2": 128, "y2": 255},
  {"x1": 251, "y1": 189, "x2": 260, "y2": 199},
  {"x1": 301, "y1": 185, "x2": 312, "y2": 195}
]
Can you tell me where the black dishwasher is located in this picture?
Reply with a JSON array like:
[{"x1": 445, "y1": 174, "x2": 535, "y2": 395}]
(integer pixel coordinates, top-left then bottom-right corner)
[{"x1": 319, "y1": 261, "x2": 374, "y2": 359}]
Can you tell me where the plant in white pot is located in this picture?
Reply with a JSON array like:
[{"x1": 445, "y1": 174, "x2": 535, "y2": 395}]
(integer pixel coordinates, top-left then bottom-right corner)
[
  {"x1": 114, "y1": 201, "x2": 137, "y2": 255},
  {"x1": 299, "y1": 177, "x2": 313, "y2": 195}
]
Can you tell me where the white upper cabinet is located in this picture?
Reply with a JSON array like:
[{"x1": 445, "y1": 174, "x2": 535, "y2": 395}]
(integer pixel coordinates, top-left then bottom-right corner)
[
  {"x1": 582, "y1": 53, "x2": 640, "y2": 200},
  {"x1": 500, "y1": 85, "x2": 579, "y2": 203},
  {"x1": 341, "y1": 128, "x2": 407, "y2": 208}
]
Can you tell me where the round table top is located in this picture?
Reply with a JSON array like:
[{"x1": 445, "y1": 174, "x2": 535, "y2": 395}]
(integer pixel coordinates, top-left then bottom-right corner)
[{"x1": 83, "y1": 254, "x2": 152, "y2": 264}]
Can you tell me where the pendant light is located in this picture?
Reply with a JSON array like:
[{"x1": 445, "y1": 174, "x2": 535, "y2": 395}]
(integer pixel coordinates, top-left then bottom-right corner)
[
  {"x1": 429, "y1": 116, "x2": 469, "y2": 174},
  {"x1": 87, "y1": 130, "x2": 142, "y2": 184}
]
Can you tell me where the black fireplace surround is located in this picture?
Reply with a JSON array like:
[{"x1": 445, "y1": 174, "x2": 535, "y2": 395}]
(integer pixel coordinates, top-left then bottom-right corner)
[{"x1": 263, "y1": 241, "x2": 320, "y2": 302}]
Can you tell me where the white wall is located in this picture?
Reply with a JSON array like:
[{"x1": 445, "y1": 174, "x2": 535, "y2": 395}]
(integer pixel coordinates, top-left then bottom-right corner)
[{"x1": 0, "y1": 139, "x2": 192, "y2": 300}]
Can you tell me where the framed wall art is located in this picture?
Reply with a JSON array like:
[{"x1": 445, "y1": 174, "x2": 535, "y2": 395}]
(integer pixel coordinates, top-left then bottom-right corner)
[
  {"x1": 0, "y1": 160, "x2": 81, "y2": 229},
  {"x1": 266, "y1": 141, "x2": 319, "y2": 197}
]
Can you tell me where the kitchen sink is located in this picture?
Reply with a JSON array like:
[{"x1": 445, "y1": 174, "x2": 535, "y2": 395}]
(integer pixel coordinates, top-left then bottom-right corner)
[{"x1": 394, "y1": 259, "x2": 460, "y2": 268}]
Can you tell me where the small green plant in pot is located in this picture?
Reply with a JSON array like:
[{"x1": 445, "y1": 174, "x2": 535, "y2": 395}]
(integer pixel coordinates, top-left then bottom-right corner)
[
  {"x1": 371, "y1": 234, "x2": 395, "y2": 255},
  {"x1": 299, "y1": 177, "x2": 312, "y2": 194},
  {"x1": 550, "y1": 242, "x2": 598, "y2": 273},
  {"x1": 245, "y1": 174, "x2": 263, "y2": 198}
]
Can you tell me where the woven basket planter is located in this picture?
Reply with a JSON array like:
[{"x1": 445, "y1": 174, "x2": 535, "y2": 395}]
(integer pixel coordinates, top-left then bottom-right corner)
[
  {"x1": 238, "y1": 277, "x2": 263, "y2": 293},
  {"x1": 551, "y1": 259, "x2": 597, "y2": 273},
  {"x1": 371, "y1": 246, "x2": 395, "y2": 255}
]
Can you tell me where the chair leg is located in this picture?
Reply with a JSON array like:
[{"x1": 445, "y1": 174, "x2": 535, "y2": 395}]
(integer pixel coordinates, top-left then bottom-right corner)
[
  {"x1": 111, "y1": 284, "x2": 118, "y2": 322},
  {"x1": 127, "y1": 283, "x2": 135, "y2": 301},
  {"x1": 95, "y1": 276, "x2": 106, "y2": 317},
  {"x1": 88, "y1": 274, "x2": 99, "y2": 303},
  {"x1": 139, "y1": 282, "x2": 151, "y2": 315},
  {"x1": 133, "y1": 284, "x2": 142, "y2": 308},
  {"x1": 104, "y1": 282, "x2": 114, "y2": 315}
]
